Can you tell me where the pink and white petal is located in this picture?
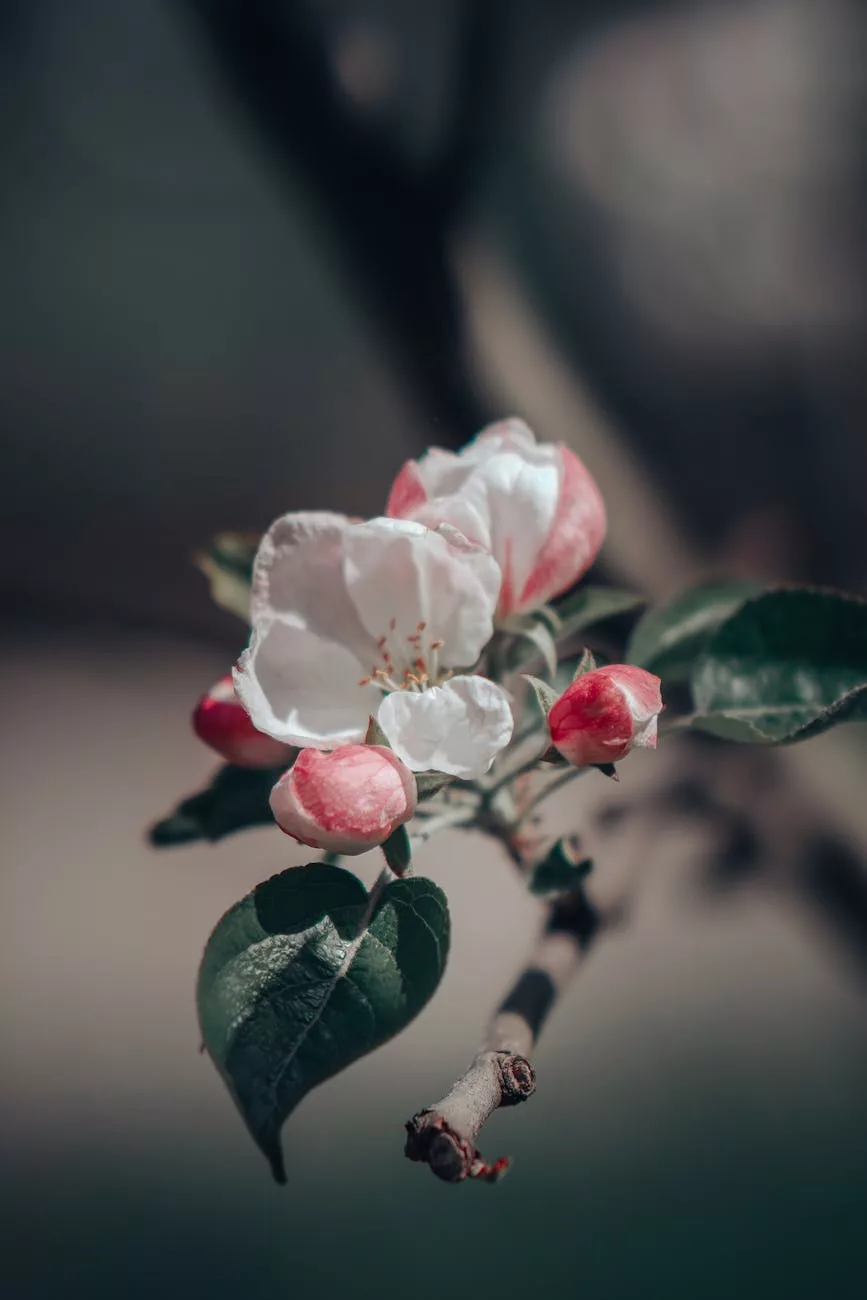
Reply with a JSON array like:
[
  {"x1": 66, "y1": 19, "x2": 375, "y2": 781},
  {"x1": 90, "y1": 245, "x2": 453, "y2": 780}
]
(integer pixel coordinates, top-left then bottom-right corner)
[
  {"x1": 404, "y1": 495, "x2": 491, "y2": 551},
  {"x1": 514, "y1": 446, "x2": 607, "y2": 613},
  {"x1": 605, "y1": 665, "x2": 663, "y2": 725},
  {"x1": 233, "y1": 618, "x2": 379, "y2": 749},
  {"x1": 632, "y1": 714, "x2": 659, "y2": 749},
  {"x1": 475, "y1": 416, "x2": 537, "y2": 453},
  {"x1": 385, "y1": 460, "x2": 429, "y2": 518},
  {"x1": 251, "y1": 511, "x2": 377, "y2": 665},
  {"x1": 459, "y1": 448, "x2": 561, "y2": 610},
  {"x1": 412, "y1": 447, "x2": 475, "y2": 497},
  {"x1": 342, "y1": 517, "x2": 500, "y2": 674},
  {"x1": 378, "y1": 675, "x2": 513, "y2": 778}
]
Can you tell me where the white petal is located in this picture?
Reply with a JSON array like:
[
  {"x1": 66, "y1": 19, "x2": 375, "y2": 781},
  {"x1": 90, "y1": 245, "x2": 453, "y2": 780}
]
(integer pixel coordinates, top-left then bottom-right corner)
[
  {"x1": 378, "y1": 675, "x2": 513, "y2": 778},
  {"x1": 341, "y1": 517, "x2": 501, "y2": 674},
  {"x1": 632, "y1": 714, "x2": 658, "y2": 749},
  {"x1": 459, "y1": 447, "x2": 561, "y2": 605},
  {"x1": 234, "y1": 618, "x2": 380, "y2": 749},
  {"x1": 475, "y1": 417, "x2": 538, "y2": 454},
  {"x1": 251, "y1": 511, "x2": 377, "y2": 665},
  {"x1": 405, "y1": 495, "x2": 491, "y2": 551},
  {"x1": 413, "y1": 447, "x2": 467, "y2": 496}
]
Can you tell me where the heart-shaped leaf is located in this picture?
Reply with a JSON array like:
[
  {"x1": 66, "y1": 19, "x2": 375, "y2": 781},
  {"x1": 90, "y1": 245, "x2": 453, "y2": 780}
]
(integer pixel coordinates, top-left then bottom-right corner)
[
  {"x1": 198, "y1": 863, "x2": 450, "y2": 1182},
  {"x1": 691, "y1": 589, "x2": 867, "y2": 744},
  {"x1": 149, "y1": 763, "x2": 286, "y2": 847},
  {"x1": 627, "y1": 580, "x2": 761, "y2": 683},
  {"x1": 554, "y1": 586, "x2": 645, "y2": 642}
]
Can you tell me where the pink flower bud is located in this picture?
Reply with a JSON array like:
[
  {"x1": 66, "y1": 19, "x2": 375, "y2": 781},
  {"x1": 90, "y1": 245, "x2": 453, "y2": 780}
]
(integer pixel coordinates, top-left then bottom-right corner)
[
  {"x1": 269, "y1": 745, "x2": 418, "y2": 855},
  {"x1": 548, "y1": 665, "x2": 663, "y2": 768},
  {"x1": 192, "y1": 675, "x2": 295, "y2": 769}
]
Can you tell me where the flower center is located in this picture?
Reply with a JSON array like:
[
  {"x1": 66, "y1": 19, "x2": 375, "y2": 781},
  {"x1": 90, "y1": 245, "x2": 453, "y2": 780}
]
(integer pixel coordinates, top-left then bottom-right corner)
[{"x1": 358, "y1": 620, "x2": 451, "y2": 693}]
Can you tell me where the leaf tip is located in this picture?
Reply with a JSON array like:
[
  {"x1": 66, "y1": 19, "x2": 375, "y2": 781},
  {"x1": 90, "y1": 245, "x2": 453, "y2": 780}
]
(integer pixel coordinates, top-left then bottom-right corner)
[{"x1": 264, "y1": 1142, "x2": 287, "y2": 1185}]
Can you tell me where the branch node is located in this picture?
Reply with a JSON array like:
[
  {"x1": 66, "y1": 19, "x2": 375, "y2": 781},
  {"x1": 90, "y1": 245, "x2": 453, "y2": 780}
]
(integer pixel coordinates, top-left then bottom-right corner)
[
  {"x1": 496, "y1": 1051, "x2": 536, "y2": 1106},
  {"x1": 404, "y1": 1112, "x2": 477, "y2": 1183}
]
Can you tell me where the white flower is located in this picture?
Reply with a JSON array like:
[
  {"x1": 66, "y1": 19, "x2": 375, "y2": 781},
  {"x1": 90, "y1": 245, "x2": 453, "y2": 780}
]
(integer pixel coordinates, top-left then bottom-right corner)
[
  {"x1": 233, "y1": 513, "x2": 514, "y2": 779},
  {"x1": 386, "y1": 417, "x2": 606, "y2": 618}
]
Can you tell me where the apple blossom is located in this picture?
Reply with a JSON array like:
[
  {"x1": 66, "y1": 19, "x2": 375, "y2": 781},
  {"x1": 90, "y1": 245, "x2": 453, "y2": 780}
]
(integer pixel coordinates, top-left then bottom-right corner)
[
  {"x1": 548, "y1": 664, "x2": 663, "y2": 768},
  {"x1": 386, "y1": 417, "x2": 606, "y2": 618},
  {"x1": 233, "y1": 512, "x2": 514, "y2": 779},
  {"x1": 192, "y1": 675, "x2": 295, "y2": 768},
  {"x1": 270, "y1": 744, "x2": 417, "y2": 855}
]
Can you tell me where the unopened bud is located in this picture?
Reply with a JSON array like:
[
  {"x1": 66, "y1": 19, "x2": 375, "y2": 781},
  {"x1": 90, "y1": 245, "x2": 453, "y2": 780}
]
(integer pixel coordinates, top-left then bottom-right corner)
[
  {"x1": 548, "y1": 665, "x2": 663, "y2": 768},
  {"x1": 192, "y1": 675, "x2": 294, "y2": 769},
  {"x1": 270, "y1": 744, "x2": 417, "y2": 855}
]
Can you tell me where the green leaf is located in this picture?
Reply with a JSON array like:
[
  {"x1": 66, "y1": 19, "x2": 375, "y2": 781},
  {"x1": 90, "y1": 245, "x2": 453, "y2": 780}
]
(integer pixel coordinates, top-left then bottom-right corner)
[
  {"x1": 149, "y1": 763, "x2": 285, "y2": 846},
  {"x1": 364, "y1": 715, "x2": 391, "y2": 748},
  {"x1": 195, "y1": 532, "x2": 261, "y2": 622},
  {"x1": 381, "y1": 823, "x2": 412, "y2": 875},
  {"x1": 198, "y1": 864, "x2": 450, "y2": 1182},
  {"x1": 691, "y1": 588, "x2": 867, "y2": 744},
  {"x1": 504, "y1": 616, "x2": 558, "y2": 677},
  {"x1": 554, "y1": 586, "x2": 645, "y2": 642},
  {"x1": 523, "y1": 674, "x2": 560, "y2": 719},
  {"x1": 571, "y1": 648, "x2": 597, "y2": 680},
  {"x1": 529, "y1": 840, "x2": 593, "y2": 895},
  {"x1": 414, "y1": 771, "x2": 455, "y2": 800},
  {"x1": 627, "y1": 580, "x2": 761, "y2": 683}
]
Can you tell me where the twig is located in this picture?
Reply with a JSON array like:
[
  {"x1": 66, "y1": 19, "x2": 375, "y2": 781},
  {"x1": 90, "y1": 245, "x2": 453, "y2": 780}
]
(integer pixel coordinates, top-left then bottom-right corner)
[
  {"x1": 522, "y1": 764, "x2": 589, "y2": 816},
  {"x1": 483, "y1": 744, "x2": 548, "y2": 797},
  {"x1": 410, "y1": 804, "x2": 478, "y2": 847},
  {"x1": 404, "y1": 887, "x2": 600, "y2": 1181}
]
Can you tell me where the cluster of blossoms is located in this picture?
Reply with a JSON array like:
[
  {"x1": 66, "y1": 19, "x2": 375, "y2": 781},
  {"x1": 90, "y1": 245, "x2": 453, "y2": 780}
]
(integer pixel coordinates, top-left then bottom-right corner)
[{"x1": 192, "y1": 419, "x2": 662, "y2": 855}]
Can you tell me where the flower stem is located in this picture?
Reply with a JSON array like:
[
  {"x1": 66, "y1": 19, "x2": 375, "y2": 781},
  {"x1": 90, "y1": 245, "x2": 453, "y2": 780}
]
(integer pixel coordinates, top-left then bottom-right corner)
[
  {"x1": 521, "y1": 764, "x2": 589, "y2": 816},
  {"x1": 484, "y1": 746, "x2": 548, "y2": 798}
]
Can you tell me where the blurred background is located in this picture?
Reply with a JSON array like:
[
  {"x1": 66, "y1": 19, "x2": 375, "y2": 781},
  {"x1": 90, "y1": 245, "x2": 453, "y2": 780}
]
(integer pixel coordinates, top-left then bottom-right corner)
[{"x1": 2, "y1": 1, "x2": 867, "y2": 1297}]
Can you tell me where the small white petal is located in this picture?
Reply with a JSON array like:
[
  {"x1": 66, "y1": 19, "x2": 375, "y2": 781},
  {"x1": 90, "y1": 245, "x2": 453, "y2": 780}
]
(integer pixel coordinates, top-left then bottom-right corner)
[
  {"x1": 342, "y1": 517, "x2": 500, "y2": 673},
  {"x1": 234, "y1": 618, "x2": 379, "y2": 749},
  {"x1": 632, "y1": 714, "x2": 659, "y2": 749},
  {"x1": 378, "y1": 675, "x2": 513, "y2": 778}
]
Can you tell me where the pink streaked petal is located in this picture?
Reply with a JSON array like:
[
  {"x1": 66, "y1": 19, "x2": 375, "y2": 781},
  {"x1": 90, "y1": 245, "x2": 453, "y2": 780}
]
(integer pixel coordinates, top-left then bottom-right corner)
[
  {"x1": 280, "y1": 745, "x2": 416, "y2": 853},
  {"x1": 603, "y1": 664, "x2": 664, "y2": 724},
  {"x1": 515, "y1": 445, "x2": 607, "y2": 614},
  {"x1": 385, "y1": 460, "x2": 429, "y2": 518}
]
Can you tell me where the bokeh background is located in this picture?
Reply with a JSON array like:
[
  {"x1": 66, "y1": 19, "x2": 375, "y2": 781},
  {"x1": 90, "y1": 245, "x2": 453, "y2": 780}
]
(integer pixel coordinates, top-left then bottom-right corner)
[{"x1": 3, "y1": 2, "x2": 867, "y2": 1297}]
